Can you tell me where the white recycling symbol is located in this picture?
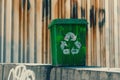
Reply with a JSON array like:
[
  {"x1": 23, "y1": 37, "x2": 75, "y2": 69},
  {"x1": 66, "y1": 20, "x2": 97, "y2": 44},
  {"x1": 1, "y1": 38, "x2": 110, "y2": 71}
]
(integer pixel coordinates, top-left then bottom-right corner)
[{"x1": 60, "y1": 32, "x2": 82, "y2": 55}]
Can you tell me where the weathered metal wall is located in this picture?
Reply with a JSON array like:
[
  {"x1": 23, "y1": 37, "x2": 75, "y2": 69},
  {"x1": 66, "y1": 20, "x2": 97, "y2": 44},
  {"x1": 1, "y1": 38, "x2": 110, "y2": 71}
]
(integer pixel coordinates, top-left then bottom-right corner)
[
  {"x1": 1, "y1": 64, "x2": 120, "y2": 80},
  {"x1": 0, "y1": 64, "x2": 52, "y2": 80},
  {"x1": 0, "y1": 0, "x2": 120, "y2": 68},
  {"x1": 0, "y1": 0, "x2": 44, "y2": 63}
]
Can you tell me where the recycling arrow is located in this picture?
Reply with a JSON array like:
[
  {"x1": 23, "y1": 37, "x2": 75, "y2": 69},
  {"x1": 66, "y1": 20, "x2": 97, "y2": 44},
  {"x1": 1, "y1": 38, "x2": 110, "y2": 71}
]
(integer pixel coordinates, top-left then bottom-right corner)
[{"x1": 60, "y1": 32, "x2": 82, "y2": 55}]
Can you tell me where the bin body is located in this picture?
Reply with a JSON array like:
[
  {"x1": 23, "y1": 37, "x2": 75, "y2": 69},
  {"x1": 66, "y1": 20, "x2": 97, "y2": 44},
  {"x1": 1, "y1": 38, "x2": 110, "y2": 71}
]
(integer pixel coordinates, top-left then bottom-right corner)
[{"x1": 49, "y1": 19, "x2": 87, "y2": 66}]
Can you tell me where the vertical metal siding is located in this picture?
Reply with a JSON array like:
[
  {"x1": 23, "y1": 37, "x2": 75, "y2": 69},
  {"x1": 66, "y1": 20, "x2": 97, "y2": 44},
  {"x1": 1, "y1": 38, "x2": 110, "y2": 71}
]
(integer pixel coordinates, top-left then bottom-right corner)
[{"x1": 0, "y1": 0, "x2": 120, "y2": 67}]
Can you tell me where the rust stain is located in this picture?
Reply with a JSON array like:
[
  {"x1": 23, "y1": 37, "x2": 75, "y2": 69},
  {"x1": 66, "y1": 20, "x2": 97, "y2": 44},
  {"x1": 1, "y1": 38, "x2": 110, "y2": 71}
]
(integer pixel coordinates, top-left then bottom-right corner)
[
  {"x1": 19, "y1": 0, "x2": 30, "y2": 43},
  {"x1": 36, "y1": 0, "x2": 41, "y2": 12},
  {"x1": 61, "y1": 0, "x2": 65, "y2": 18}
]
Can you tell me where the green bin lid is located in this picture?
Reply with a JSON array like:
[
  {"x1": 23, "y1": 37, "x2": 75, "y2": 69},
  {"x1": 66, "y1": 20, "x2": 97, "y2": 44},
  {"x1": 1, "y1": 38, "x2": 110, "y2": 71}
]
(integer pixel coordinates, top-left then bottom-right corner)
[{"x1": 48, "y1": 19, "x2": 88, "y2": 29}]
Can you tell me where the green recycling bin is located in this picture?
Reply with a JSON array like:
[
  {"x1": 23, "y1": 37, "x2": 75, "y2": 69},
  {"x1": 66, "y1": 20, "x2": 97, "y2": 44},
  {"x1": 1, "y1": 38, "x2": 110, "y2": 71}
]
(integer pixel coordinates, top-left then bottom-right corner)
[{"x1": 48, "y1": 19, "x2": 88, "y2": 66}]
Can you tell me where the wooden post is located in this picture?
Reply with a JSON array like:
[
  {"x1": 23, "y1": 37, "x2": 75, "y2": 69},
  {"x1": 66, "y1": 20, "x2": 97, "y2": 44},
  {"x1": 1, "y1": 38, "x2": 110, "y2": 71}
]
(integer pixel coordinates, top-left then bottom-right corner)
[
  {"x1": 86, "y1": 0, "x2": 91, "y2": 66},
  {"x1": 61, "y1": 0, "x2": 65, "y2": 18},
  {"x1": 28, "y1": 0, "x2": 35, "y2": 63},
  {"x1": 99, "y1": 0, "x2": 106, "y2": 67},
  {"x1": 45, "y1": 0, "x2": 49, "y2": 63},
  {"x1": 109, "y1": 0, "x2": 115, "y2": 67},
  {"x1": 102, "y1": 0, "x2": 106, "y2": 67},
  {"x1": 12, "y1": 0, "x2": 20, "y2": 62},
  {"x1": 58, "y1": 0, "x2": 62, "y2": 18},
  {"x1": 91, "y1": 0, "x2": 97, "y2": 66},
  {"x1": 81, "y1": 0, "x2": 86, "y2": 19},
  {"x1": 47, "y1": 0, "x2": 51, "y2": 63},
  {"x1": 70, "y1": 0, "x2": 73, "y2": 18},
  {"x1": 96, "y1": 0, "x2": 100, "y2": 66},
  {"x1": 89, "y1": 0, "x2": 94, "y2": 66},
  {"x1": 114, "y1": 0, "x2": 118, "y2": 68},
  {"x1": 0, "y1": 0, "x2": 2, "y2": 62},
  {"x1": 36, "y1": 0, "x2": 42, "y2": 63},
  {"x1": 43, "y1": 2, "x2": 47, "y2": 63},
  {"x1": 19, "y1": 0, "x2": 24, "y2": 63},
  {"x1": 94, "y1": 0, "x2": 98, "y2": 66},
  {"x1": 23, "y1": 0, "x2": 28, "y2": 63},
  {"x1": 41, "y1": 0, "x2": 44, "y2": 63},
  {"x1": 0, "y1": 0, "x2": 4, "y2": 63},
  {"x1": 5, "y1": 0, "x2": 12, "y2": 62},
  {"x1": 51, "y1": 0, "x2": 58, "y2": 19},
  {"x1": 77, "y1": 0, "x2": 81, "y2": 18},
  {"x1": 20, "y1": 0, "x2": 26, "y2": 63},
  {"x1": 118, "y1": 0, "x2": 120, "y2": 67},
  {"x1": 84, "y1": 0, "x2": 87, "y2": 18},
  {"x1": 65, "y1": 0, "x2": 70, "y2": 18},
  {"x1": 105, "y1": 0, "x2": 109, "y2": 67}
]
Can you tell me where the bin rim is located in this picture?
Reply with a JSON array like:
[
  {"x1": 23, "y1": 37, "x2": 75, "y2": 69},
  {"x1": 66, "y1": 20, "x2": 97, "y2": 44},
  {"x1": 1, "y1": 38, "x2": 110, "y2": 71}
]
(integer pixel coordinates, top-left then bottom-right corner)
[{"x1": 48, "y1": 19, "x2": 88, "y2": 29}]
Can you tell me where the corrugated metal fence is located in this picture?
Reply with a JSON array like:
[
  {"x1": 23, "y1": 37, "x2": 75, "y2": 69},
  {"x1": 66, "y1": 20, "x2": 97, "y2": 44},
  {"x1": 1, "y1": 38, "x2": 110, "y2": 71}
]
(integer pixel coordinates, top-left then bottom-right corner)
[{"x1": 0, "y1": 0, "x2": 120, "y2": 68}]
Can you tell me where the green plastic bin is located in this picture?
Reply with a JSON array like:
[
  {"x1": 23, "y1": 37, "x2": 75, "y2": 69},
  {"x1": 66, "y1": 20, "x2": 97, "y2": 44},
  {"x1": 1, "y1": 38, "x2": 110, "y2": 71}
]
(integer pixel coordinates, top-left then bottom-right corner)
[{"x1": 48, "y1": 19, "x2": 88, "y2": 66}]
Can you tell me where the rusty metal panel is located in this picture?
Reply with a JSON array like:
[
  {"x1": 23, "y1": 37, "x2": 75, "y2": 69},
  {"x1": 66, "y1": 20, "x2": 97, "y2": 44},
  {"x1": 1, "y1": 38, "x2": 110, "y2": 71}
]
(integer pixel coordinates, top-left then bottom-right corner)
[{"x1": 0, "y1": 0, "x2": 120, "y2": 68}]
